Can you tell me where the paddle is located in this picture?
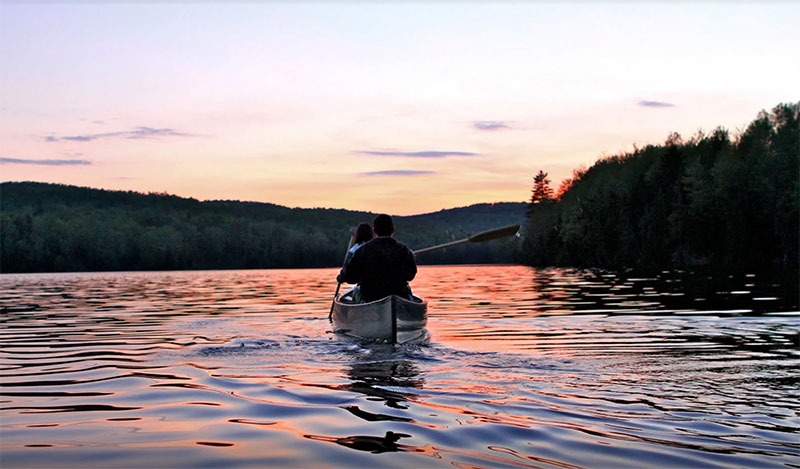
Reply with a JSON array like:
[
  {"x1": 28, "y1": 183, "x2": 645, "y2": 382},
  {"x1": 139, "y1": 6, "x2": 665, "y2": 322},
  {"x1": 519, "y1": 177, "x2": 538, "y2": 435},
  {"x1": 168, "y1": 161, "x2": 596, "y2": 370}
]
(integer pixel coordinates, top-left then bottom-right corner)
[
  {"x1": 329, "y1": 228, "x2": 356, "y2": 320},
  {"x1": 412, "y1": 224, "x2": 521, "y2": 255}
]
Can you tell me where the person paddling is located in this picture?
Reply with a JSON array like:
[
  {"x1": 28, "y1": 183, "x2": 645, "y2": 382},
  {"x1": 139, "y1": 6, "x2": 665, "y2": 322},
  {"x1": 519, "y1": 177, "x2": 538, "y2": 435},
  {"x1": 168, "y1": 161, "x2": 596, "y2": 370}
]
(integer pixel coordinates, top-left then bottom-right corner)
[
  {"x1": 338, "y1": 223, "x2": 374, "y2": 302},
  {"x1": 337, "y1": 214, "x2": 417, "y2": 303},
  {"x1": 344, "y1": 223, "x2": 375, "y2": 265}
]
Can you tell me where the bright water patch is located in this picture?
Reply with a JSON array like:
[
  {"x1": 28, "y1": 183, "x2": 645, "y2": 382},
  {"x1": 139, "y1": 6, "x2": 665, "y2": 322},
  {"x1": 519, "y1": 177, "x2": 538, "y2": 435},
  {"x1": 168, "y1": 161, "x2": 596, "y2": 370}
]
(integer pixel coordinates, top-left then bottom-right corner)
[{"x1": 1, "y1": 266, "x2": 798, "y2": 468}]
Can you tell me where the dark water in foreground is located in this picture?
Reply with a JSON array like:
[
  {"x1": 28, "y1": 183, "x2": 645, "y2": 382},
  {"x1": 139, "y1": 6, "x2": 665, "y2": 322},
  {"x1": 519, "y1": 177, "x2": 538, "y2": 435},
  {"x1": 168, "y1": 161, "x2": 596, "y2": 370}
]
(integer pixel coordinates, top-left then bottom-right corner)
[{"x1": 1, "y1": 266, "x2": 798, "y2": 468}]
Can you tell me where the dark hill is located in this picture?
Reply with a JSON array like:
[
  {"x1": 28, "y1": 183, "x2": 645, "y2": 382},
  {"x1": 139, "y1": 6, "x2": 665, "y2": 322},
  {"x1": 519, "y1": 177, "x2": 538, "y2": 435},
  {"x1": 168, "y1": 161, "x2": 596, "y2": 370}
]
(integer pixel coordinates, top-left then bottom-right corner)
[{"x1": 0, "y1": 182, "x2": 525, "y2": 273}]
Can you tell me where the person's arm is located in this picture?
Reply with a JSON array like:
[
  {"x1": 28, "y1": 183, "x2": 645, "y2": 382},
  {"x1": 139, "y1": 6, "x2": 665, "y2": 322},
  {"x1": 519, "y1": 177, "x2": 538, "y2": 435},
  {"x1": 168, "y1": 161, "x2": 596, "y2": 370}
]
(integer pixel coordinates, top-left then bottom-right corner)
[
  {"x1": 336, "y1": 251, "x2": 354, "y2": 283},
  {"x1": 404, "y1": 247, "x2": 417, "y2": 281},
  {"x1": 337, "y1": 249, "x2": 362, "y2": 284}
]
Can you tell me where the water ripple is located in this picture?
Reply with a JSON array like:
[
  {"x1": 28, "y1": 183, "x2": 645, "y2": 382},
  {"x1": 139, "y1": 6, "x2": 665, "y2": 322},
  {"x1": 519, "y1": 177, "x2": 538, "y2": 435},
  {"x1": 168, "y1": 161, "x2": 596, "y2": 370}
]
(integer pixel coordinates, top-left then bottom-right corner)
[{"x1": 0, "y1": 267, "x2": 798, "y2": 468}]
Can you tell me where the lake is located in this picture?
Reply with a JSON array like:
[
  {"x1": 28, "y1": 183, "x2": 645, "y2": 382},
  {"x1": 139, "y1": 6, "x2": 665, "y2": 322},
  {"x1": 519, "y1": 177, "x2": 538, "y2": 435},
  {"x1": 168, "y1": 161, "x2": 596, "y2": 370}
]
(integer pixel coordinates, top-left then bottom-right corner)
[{"x1": 1, "y1": 265, "x2": 798, "y2": 468}]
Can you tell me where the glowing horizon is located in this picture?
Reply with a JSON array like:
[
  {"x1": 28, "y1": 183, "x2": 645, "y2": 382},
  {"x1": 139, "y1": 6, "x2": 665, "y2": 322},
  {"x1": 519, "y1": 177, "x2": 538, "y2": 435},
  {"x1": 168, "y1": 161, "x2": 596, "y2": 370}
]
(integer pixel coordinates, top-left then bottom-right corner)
[{"x1": 1, "y1": 2, "x2": 798, "y2": 215}]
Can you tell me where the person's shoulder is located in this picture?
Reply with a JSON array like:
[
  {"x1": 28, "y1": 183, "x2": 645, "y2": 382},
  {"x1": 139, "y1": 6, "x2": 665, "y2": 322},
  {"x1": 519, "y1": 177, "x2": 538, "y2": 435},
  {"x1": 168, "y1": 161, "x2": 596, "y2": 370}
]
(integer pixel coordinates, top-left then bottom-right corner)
[
  {"x1": 391, "y1": 238, "x2": 413, "y2": 252},
  {"x1": 355, "y1": 238, "x2": 379, "y2": 253},
  {"x1": 360, "y1": 238, "x2": 380, "y2": 248}
]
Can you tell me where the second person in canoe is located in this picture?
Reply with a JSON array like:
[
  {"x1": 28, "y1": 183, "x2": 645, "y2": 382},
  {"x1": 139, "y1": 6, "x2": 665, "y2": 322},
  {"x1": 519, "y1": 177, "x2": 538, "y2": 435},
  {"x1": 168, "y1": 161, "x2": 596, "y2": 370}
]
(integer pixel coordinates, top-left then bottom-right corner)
[{"x1": 337, "y1": 214, "x2": 417, "y2": 303}]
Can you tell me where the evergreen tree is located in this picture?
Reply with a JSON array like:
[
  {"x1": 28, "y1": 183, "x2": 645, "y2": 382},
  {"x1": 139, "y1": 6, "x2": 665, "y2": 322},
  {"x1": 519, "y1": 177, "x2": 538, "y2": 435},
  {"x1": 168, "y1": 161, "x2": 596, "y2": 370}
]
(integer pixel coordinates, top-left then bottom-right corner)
[
  {"x1": 530, "y1": 170, "x2": 554, "y2": 205},
  {"x1": 523, "y1": 170, "x2": 559, "y2": 265}
]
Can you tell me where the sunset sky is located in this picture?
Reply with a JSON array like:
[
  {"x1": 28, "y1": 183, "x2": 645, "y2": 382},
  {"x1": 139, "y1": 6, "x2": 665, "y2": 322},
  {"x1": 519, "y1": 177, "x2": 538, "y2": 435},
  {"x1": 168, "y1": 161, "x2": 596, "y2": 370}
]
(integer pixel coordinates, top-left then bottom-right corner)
[{"x1": 1, "y1": 2, "x2": 798, "y2": 215}]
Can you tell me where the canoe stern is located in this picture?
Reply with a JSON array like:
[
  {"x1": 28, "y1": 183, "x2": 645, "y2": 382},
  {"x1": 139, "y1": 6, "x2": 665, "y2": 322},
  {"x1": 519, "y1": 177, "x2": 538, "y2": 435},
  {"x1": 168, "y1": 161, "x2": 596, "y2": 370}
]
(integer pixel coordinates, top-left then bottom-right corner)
[{"x1": 332, "y1": 295, "x2": 427, "y2": 344}]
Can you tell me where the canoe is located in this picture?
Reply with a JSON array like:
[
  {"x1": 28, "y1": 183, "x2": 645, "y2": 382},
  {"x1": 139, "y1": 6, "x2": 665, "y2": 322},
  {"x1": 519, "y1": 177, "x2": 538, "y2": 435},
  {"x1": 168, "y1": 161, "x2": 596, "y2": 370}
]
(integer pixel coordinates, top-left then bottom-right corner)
[{"x1": 331, "y1": 293, "x2": 428, "y2": 344}]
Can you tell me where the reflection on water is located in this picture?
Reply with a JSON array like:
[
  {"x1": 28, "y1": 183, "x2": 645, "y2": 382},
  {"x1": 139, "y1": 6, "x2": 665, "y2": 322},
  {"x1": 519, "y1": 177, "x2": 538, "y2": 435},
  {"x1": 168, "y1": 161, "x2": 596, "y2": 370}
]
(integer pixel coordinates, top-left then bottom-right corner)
[
  {"x1": 305, "y1": 431, "x2": 415, "y2": 454},
  {"x1": 344, "y1": 353, "x2": 424, "y2": 410},
  {"x1": 1, "y1": 266, "x2": 798, "y2": 468}
]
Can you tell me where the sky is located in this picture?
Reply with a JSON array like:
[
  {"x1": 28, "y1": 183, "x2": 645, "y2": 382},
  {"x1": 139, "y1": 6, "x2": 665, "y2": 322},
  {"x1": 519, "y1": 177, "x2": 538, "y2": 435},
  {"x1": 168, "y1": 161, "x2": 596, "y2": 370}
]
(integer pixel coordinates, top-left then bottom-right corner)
[{"x1": 1, "y1": 2, "x2": 798, "y2": 215}]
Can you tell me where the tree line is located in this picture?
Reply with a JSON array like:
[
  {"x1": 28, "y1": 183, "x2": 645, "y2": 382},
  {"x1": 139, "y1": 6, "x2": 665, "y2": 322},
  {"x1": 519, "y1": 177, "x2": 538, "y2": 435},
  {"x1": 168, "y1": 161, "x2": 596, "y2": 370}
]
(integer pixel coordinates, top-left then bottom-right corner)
[
  {"x1": 5, "y1": 103, "x2": 794, "y2": 274},
  {"x1": 0, "y1": 182, "x2": 525, "y2": 273},
  {"x1": 522, "y1": 102, "x2": 799, "y2": 272}
]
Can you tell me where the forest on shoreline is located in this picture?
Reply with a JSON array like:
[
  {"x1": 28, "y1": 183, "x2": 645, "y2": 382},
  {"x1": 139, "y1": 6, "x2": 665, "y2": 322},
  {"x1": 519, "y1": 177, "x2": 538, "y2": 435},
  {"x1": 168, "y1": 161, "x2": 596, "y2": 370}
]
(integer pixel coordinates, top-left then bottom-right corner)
[
  {"x1": 2, "y1": 103, "x2": 797, "y2": 275},
  {"x1": 522, "y1": 102, "x2": 799, "y2": 273},
  {"x1": 0, "y1": 183, "x2": 524, "y2": 273}
]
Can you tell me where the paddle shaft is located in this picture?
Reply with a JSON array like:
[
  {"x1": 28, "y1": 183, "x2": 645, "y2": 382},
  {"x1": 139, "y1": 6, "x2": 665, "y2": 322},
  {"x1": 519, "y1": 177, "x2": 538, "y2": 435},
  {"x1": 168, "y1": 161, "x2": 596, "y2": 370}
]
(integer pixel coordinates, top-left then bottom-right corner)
[
  {"x1": 413, "y1": 224, "x2": 520, "y2": 255},
  {"x1": 413, "y1": 238, "x2": 469, "y2": 254}
]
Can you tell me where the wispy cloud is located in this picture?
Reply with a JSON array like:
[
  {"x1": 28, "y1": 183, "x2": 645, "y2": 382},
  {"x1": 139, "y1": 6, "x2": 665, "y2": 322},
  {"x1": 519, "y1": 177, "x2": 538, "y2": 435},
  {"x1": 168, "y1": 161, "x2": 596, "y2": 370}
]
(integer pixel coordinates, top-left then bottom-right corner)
[
  {"x1": 357, "y1": 150, "x2": 479, "y2": 158},
  {"x1": 360, "y1": 170, "x2": 437, "y2": 176},
  {"x1": 473, "y1": 120, "x2": 511, "y2": 131},
  {"x1": 638, "y1": 100, "x2": 675, "y2": 108},
  {"x1": 1, "y1": 157, "x2": 91, "y2": 165},
  {"x1": 44, "y1": 126, "x2": 191, "y2": 142},
  {"x1": 79, "y1": 117, "x2": 107, "y2": 125}
]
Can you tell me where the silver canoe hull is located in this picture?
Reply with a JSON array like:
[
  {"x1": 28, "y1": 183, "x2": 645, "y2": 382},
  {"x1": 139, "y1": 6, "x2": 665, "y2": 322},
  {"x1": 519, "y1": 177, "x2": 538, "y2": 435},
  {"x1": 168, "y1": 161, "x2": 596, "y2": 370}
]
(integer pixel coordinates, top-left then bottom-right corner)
[{"x1": 332, "y1": 295, "x2": 428, "y2": 344}]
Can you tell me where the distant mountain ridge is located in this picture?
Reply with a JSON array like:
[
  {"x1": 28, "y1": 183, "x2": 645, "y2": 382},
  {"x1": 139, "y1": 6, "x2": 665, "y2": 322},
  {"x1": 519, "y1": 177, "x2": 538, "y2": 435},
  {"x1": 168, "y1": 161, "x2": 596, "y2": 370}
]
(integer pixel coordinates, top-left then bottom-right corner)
[{"x1": 0, "y1": 182, "x2": 525, "y2": 272}]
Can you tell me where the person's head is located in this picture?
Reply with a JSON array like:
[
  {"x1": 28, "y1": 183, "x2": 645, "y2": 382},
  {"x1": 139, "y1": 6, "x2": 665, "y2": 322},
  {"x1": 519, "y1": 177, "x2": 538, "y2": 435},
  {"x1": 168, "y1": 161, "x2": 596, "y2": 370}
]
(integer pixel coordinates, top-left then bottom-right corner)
[
  {"x1": 373, "y1": 214, "x2": 394, "y2": 237},
  {"x1": 354, "y1": 222, "x2": 374, "y2": 244}
]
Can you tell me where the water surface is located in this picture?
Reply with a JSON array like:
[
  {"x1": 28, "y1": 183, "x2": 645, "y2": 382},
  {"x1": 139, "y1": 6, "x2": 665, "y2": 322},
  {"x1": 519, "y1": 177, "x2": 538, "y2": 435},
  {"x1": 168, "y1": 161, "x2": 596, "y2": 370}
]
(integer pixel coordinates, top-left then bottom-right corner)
[{"x1": 1, "y1": 266, "x2": 798, "y2": 468}]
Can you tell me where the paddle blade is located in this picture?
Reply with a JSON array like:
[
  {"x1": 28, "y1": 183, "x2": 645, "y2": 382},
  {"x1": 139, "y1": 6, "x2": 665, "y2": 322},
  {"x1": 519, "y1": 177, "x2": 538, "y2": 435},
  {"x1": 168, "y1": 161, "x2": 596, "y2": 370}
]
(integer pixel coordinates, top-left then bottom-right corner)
[{"x1": 467, "y1": 224, "x2": 520, "y2": 243}]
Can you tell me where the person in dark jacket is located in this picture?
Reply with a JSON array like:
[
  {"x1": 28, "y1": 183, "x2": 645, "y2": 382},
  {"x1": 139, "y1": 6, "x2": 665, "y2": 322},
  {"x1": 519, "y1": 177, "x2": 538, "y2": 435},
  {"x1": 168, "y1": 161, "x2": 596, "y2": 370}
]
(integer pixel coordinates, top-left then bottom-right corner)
[{"x1": 337, "y1": 214, "x2": 417, "y2": 302}]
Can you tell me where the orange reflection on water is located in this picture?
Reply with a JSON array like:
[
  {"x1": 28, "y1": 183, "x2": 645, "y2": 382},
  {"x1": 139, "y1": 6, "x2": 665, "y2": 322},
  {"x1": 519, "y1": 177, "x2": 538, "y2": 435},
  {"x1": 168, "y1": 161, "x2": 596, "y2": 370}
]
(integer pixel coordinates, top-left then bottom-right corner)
[
  {"x1": 2, "y1": 267, "x2": 797, "y2": 468},
  {"x1": 412, "y1": 265, "x2": 596, "y2": 357}
]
